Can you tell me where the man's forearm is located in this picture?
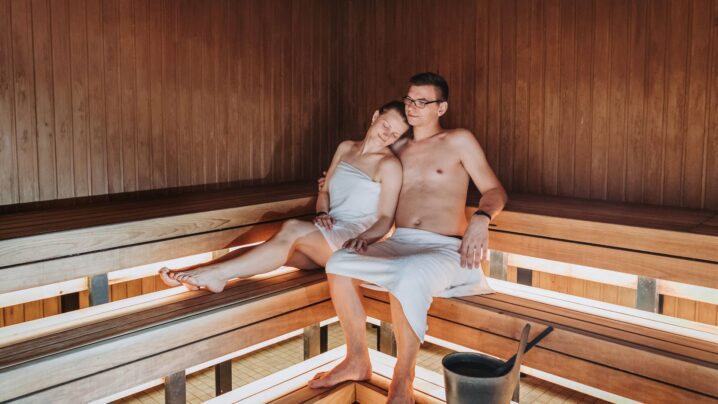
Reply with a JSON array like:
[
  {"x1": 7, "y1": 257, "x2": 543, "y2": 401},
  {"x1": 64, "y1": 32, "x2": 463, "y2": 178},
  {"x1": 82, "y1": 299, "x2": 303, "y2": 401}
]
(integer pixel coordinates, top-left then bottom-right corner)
[{"x1": 477, "y1": 187, "x2": 508, "y2": 218}]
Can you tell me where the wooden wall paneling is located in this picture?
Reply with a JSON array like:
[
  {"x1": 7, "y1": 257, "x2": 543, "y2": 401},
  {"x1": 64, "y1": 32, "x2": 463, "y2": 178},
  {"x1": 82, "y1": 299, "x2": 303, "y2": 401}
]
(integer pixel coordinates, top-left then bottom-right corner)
[
  {"x1": 141, "y1": 275, "x2": 155, "y2": 294},
  {"x1": 695, "y1": 301, "x2": 717, "y2": 326},
  {"x1": 573, "y1": 0, "x2": 594, "y2": 199},
  {"x1": 43, "y1": 296, "x2": 60, "y2": 318},
  {"x1": 69, "y1": 0, "x2": 90, "y2": 197},
  {"x1": 201, "y1": 0, "x2": 215, "y2": 186},
  {"x1": 126, "y1": 279, "x2": 143, "y2": 298},
  {"x1": 486, "y1": 0, "x2": 502, "y2": 176},
  {"x1": 0, "y1": 0, "x2": 17, "y2": 206},
  {"x1": 642, "y1": 0, "x2": 668, "y2": 205},
  {"x1": 526, "y1": 0, "x2": 544, "y2": 194},
  {"x1": 79, "y1": 290, "x2": 89, "y2": 308},
  {"x1": 567, "y1": 277, "x2": 585, "y2": 297},
  {"x1": 707, "y1": 0, "x2": 718, "y2": 210},
  {"x1": 590, "y1": 0, "x2": 610, "y2": 199},
  {"x1": 3, "y1": 305, "x2": 23, "y2": 326},
  {"x1": 662, "y1": 295, "x2": 677, "y2": 317},
  {"x1": 625, "y1": 0, "x2": 648, "y2": 204},
  {"x1": 606, "y1": 0, "x2": 629, "y2": 202},
  {"x1": 134, "y1": 0, "x2": 152, "y2": 191},
  {"x1": 557, "y1": 0, "x2": 577, "y2": 197},
  {"x1": 119, "y1": 0, "x2": 137, "y2": 192},
  {"x1": 175, "y1": 0, "x2": 191, "y2": 187},
  {"x1": 542, "y1": 0, "x2": 560, "y2": 195},
  {"x1": 87, "y1": 0, "x2": 109, "y2": 196},
  {"x1": 148, "y1": 0, "x2": 164, "y2": 189},
  {"x1": 618, "y1": 287, "x2": 636, "y2": 308},
  {"x1": 103, "y1": 0, "x2": 123, "y2": 194},
  {"x1": 225, "y1": 0, "x2": 239, "y2": 183},
  {"x1": 514, "y1": 0, "x2": 530, "y2": 193},
  {"x1": 676, "y1": 297, "x2": 697, "y2": 322},
  {"x1": 12, "y1": 0, "x2": 40, "y2": 203},
  {"x1": 499, "y1": 0, "x2": 517, "y2": 193},
  {"x1": 23, "y1": 300, "x2": 43, "y2": 322},
  {"x1": 214, "y1": 0, "x2": 228, "y2": 184},
  {"x1": 31, "y1": 0, "x2": 58, "y2": 202},
  {"x1": 683, "y1": 0, "x2": 712, "y2": 209},
  {"x1": 662, "y1": 0, "x2": 690, "y2": 207},
  {"x1": 110, "y1": 282, "x2": 127, "y2": 301},
  {"x1": 162, "y1": 0, "x2": 178, "y2": 188},
  {"x1": 600, "y1": 283, "x2": 619, "y2": 305},
  {"x1": 189, "y1": 0, "x2": 204, "y2": 186},
  {"x1": 50, "y1": 0, "x2": 75, "y2": 198}
]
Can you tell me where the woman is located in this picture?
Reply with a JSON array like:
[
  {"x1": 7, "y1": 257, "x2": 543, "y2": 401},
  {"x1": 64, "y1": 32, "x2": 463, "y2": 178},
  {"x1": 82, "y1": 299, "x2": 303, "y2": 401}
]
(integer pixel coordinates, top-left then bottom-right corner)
[{"x1": 159, "y1": 100, "x2": 409, "y2": 293}]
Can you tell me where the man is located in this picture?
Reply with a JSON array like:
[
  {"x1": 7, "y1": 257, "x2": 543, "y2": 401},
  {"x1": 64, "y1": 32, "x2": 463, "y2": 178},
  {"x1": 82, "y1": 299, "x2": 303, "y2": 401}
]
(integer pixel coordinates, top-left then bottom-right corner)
[{"x1": 309, "y1": 72, "x2": 507, "y2": 403}]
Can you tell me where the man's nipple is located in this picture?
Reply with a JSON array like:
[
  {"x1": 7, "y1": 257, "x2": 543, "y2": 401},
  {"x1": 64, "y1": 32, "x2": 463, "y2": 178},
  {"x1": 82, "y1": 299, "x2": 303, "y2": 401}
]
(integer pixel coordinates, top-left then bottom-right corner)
[
  {"x1": 414, "y1": 219, "x2": 421, "y2": 226},
  {"x1": 436, "y1": 169, "x2": 443, "y2": 174}
]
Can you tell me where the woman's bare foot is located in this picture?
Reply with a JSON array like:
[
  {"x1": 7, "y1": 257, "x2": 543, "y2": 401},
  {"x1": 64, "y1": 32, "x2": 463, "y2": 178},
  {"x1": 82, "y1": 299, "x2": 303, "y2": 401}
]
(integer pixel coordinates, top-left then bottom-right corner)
[
  {"x1": 307, "y1": 356, "x2": 372, "y2": 389},
  {"x1": 172, "y1": 266, "x2": 228, "y2": 293},
  {"x1": 158, "y1": 267, "x2": 182, "y2": 287},
  {"x1": 387, "y1": 378, "x2": 415, "y2": 403}
]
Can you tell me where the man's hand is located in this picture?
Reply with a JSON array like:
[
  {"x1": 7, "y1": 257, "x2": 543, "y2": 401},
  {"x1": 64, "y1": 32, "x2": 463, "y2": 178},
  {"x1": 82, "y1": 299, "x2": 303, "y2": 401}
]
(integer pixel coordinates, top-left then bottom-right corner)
[
  {"x1": 460, "y1": 215, "x2": 490, "y2": 269},
  {"x1": 317, "y1": 171, "x2": 327, "y2": 191},
  {"x1": 314, "y1": 212, "x2": 335, "y2": 230},
  {"x1": 342, "y1": 237, "x2": 369, "y2": 252}
]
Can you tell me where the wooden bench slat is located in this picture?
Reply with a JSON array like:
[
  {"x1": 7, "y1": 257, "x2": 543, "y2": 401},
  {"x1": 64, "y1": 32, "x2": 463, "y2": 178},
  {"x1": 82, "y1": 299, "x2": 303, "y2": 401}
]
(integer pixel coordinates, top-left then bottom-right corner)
[
  {"x1": 490, "y1": 230, "x2": 717, "y2": 288},
  {"x1": 0, "y1": 270, "x2": 326, "y2": 368},
  {"x1": 0, "y1": 275, "x2": 332, "y2": 402},
  {"x1": 0, "y1": 182, "x2": 315, "y2": 239},
  {"x1": 471, "y1": 292, "x2": 718, "y2": 357},
  {"x1": 0, "y1": 197, "x2": 315, "y2": 269},
  {"x1": 363, "y1": 293, "x2": 717, "y2": 402},
  {"x1": 498, "y1": 194, "x2": 717, "y2": 262},
  {"x1": 0, "y1": 220, "x2": 287, "y2": 294}
]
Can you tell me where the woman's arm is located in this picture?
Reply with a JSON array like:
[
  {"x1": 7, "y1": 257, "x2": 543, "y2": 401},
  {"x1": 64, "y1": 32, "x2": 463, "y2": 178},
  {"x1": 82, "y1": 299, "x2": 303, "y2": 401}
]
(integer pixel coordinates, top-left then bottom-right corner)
[
  {"x1": 315, "y1": 141, "x2": 354, "y2": 229},
  {"x1": 343, "y1": 156, "x2": 402, "y2": 251}
]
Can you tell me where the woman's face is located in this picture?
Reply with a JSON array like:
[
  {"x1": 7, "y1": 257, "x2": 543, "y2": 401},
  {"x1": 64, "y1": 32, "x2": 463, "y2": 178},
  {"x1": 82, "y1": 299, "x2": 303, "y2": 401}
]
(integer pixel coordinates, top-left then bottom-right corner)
[{"x1": 368, "y1": 109, "x2": 410, "y2": 148}]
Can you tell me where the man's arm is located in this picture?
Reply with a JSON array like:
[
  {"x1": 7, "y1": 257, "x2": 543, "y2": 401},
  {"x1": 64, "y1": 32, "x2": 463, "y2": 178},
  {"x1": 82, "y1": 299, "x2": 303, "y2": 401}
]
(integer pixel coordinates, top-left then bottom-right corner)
[{"x1": 454, "y1": 130, "x2": 508, "y2": 269}]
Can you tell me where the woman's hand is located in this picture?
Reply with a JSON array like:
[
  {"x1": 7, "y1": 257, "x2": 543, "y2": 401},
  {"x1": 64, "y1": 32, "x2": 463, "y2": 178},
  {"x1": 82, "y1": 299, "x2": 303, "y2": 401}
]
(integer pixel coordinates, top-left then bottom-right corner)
[
  {"x1": 342, "y1": 237, "x2": 369, "y2": 252},
  {"x1": 314, "y1": 212, "x2": 335, "y2": 230}
]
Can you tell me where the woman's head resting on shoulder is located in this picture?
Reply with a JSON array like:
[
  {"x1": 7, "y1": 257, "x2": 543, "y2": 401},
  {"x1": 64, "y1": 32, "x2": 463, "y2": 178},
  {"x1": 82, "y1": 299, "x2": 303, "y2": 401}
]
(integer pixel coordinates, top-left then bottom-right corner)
[{"x1": 366, "y1": 100, "x2": 411, "y2": 148}]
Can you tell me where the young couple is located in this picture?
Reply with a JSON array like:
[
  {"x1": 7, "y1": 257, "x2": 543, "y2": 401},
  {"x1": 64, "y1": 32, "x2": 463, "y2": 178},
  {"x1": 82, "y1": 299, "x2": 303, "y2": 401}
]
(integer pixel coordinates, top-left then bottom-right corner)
[{"x1": 159, "y1": 72, "x2": 507, "y2": 403}]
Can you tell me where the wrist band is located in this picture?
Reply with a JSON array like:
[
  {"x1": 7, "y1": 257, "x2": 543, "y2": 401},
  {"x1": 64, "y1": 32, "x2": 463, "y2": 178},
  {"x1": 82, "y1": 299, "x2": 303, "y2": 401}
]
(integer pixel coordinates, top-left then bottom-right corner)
[
  {"x1": 473, "y1": 210, "x2": 492, "y2": 221},
  {"x1": 316, "y1": 211, "x2": 328, "y2": 216}
]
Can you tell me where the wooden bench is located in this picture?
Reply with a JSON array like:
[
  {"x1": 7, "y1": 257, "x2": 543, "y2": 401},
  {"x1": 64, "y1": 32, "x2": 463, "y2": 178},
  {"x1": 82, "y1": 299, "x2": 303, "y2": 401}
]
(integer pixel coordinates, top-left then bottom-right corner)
[
  {"x1": 361, "y1": 195, "x2": 717, "y2": 403},
  {"x1": 0, "y1": 182, "x2": 343, "y2": 402}
]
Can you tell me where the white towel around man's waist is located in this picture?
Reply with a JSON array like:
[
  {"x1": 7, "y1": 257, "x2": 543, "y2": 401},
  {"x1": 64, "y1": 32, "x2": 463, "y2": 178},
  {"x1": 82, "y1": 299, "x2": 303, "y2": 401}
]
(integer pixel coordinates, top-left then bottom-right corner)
[{"x1": 325, "y1": 227, "x2": 494, "y2": 342}]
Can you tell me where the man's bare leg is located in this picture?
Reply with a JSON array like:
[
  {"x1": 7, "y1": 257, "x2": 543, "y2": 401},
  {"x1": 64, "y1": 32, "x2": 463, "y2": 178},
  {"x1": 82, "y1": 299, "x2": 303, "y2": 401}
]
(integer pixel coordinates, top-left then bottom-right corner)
[
  {"x1": 308, "y1": 274, "x2": 372, "y2": 388},
  {"x1": 161, "y1": 219, "x2": 331, "y2": 292},
  {"x1": 387, "y1": 293, "x2": 419, "y2": 403}
]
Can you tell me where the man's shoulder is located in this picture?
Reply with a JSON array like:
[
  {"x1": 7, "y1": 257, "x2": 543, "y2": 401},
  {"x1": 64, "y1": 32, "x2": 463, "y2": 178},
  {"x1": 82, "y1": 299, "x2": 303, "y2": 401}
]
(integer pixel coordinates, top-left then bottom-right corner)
[{"x1": 442, "y1": 128, "x2": 480, "y2": 148}]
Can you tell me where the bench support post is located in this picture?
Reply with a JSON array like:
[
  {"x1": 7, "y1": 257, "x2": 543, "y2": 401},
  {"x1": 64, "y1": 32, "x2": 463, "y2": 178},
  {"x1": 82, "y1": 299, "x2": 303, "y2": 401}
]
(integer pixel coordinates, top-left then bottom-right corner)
[
  {"x1": 636, "y1": 276, "x2": 660, "y2": 312},
  {"x1": 214, "y1": 360, "x2": 232, "y2": 396},
  {"x1": 164, "y1": 371, "x2": 186, "y2": 404},
  {"x1": 489, "y1": 251, "x2": 508, "y2": 280},
  {"x1": 303, "y1": 324, "x2": 327, "y2": 359},
  {"x1": 378, "y1": 321, "x2": 397, "y2": 357},
  {"x1": 89, "y1": 274, "x2": 109, "y2": 306}
]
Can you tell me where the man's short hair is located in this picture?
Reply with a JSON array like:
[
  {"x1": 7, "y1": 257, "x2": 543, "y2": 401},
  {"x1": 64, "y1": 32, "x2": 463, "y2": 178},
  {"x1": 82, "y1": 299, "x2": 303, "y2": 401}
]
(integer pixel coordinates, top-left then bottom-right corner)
[{"x1": 409, "y1": 72, "x2": 449, "y2": 101}]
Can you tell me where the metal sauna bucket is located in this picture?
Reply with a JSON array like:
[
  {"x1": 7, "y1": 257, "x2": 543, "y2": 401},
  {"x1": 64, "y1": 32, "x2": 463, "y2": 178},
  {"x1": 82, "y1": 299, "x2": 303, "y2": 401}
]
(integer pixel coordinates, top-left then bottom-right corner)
[{"x1": 442, "y1": 324, "x2": 531, "y2": 404}]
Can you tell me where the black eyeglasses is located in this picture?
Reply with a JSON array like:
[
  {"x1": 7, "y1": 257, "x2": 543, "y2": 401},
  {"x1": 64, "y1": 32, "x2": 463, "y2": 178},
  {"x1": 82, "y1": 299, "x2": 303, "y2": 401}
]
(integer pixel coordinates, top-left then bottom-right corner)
[{"x1": 402, "y1": 96, "x2": 444, "y2": 109}]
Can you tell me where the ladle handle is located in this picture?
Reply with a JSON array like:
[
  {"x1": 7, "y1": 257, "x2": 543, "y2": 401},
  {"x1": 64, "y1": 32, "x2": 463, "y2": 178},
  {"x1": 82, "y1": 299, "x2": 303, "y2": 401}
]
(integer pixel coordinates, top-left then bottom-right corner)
[{"x1": 493, "y1": 326, "x2": 554, "y2": 376}]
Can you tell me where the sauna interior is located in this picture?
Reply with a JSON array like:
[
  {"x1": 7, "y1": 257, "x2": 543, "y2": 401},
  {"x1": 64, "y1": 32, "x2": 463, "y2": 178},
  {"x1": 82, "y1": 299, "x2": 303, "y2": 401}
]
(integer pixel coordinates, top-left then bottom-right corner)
[{"x1": 0, "y1": 0, "x2": 716, "y2": 403}]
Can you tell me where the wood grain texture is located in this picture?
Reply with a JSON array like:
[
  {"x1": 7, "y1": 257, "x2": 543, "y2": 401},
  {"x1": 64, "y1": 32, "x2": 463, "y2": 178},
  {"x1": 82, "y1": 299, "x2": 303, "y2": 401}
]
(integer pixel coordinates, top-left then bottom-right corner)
[
  {"x1": 335, "y1": 0, "x2": 718, "y2": 210},
  {"x1": 0, "y1": 0, "x2": 340, "y2": 206}
]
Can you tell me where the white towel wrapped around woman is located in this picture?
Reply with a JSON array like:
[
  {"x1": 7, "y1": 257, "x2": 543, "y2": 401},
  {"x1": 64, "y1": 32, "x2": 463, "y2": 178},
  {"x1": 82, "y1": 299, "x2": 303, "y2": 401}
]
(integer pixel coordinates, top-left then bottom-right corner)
[
  {"x1": 315, "y1": 161, "x2": 382, "y2": 250},
  {"x1": 326, "y1": 227, "x2": 494, "y2": 342}
]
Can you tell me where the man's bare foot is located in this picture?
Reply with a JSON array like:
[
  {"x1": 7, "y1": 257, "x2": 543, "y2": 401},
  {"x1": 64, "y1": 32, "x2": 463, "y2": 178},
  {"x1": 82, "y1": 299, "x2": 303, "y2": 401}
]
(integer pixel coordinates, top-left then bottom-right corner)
[
  {"x1": 158, "y1": 267, "x2": 181, "y2": 287},
  {"x1": 172, "y1": 266, "x2": 228, "y2": 293},
  {"x1": 387, "y1": 378, "x2": 415, "y2": 404},
  {"x1": 307, "y1": 357, "x2": 372, "y2": 389}
]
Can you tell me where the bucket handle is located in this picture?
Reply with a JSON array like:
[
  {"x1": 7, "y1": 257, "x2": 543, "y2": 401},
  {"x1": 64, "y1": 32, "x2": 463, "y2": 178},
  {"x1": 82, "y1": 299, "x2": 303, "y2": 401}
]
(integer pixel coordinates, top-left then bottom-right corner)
[{"x1": 492, "y1": 325, "x2": 554, "y2": 376}]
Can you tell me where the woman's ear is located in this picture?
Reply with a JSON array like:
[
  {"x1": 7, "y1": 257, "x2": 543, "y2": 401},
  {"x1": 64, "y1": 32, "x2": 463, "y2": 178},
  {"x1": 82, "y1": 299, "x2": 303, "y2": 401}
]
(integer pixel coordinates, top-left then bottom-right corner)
[{"x1": 371, "y1": 110, "x2": 380, "y2": 124}]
